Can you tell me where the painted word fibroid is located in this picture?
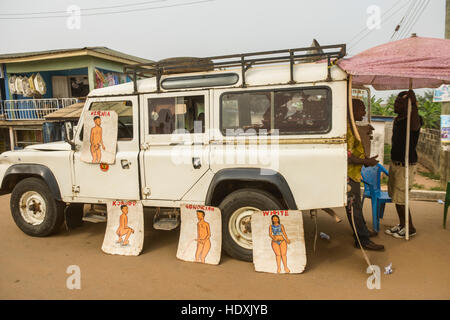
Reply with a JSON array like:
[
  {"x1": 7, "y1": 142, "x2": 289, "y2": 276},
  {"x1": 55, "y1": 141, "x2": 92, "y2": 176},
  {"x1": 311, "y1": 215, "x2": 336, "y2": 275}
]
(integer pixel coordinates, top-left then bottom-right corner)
[{"x1": 170, "y1": 127, "x2": 280, "y2": 169}]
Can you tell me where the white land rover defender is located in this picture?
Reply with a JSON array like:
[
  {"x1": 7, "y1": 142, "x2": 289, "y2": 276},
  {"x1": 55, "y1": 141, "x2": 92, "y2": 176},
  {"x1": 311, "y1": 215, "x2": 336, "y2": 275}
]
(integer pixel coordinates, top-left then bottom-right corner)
[{"x1": 0, "y1": 44, "x2": 350, "y2": 261}]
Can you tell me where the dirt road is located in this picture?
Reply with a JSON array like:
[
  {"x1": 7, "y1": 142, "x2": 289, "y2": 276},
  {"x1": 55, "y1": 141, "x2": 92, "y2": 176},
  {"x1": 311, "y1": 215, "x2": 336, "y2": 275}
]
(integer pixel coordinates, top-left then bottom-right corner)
[{"x1": 1, "y1": 195, "x2": 449, "y2": 299}]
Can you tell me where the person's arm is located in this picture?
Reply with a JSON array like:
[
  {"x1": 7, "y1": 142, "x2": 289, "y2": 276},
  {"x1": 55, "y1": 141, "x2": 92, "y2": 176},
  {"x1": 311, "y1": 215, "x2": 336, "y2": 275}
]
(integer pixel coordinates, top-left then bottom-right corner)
[
  {"x1": 205, "y1": 223, "x2": 211, "y2": 241},
  {"x1": 410, "y1": 107, "x2": 421, "y2": 131},
  {"x1": 120, "y1": 214, "x2": 125, "y2": 229},
  {"x1": 90, "y1": 128, "x2": 94, "y2": 144},
  {"x1": 348, "y1": 152, "x2": 379, "y2": 166},
  {"x1": 281, "y1": 225, "x2": 290, "y2": 244},
  {"x1": 100, "y1": 128, "x2": 105, "y2": 149},
  {"x1": 269, "y1": 225, "x2": 275, "y2": 240}
]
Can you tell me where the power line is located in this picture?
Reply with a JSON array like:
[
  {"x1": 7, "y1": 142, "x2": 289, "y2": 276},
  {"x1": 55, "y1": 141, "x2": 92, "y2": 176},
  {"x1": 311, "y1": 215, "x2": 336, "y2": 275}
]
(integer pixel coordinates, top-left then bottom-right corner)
[
  {"x1": 0, "y1": 0, "x2": 215, "y2": 20},
  {"x1": 390, "y1": 0, "x2": 417, "y2": 40},
  {"x1": 348, "y1": 1, "x2": 410, "y2": 53},
  {"x1": 398, "y1": 0, "x2": 430, "y2": 39},
  {"x1": 347, "y1": 0, "x2": 405, "y2": 45},
  {"x1": 0, "y1": 0, "x2": 166, "y2": 16},
  {"x1": 396, "y1": 0, "x2": 426, "y2": 39},
  {"x1": 395, "y1": 0, "x2": 422, "y2": 39},
  {"x1": 348, "y1": 0, "x2": 409, "y2": 49}
]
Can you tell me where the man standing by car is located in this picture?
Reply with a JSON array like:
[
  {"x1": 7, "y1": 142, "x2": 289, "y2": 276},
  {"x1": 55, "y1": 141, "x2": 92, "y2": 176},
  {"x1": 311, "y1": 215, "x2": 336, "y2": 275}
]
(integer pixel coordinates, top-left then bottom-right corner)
[
  {"x1": 385, "y1": 90, "x2": 422, "y2": 239},
  {"x1": 346, "y1": 99, "x2": 384, "y2": 251}
]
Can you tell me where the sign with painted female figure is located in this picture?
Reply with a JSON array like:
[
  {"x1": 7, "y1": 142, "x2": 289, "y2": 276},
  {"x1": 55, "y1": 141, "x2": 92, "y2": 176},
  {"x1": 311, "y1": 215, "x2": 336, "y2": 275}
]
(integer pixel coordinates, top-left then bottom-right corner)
[
  {"x1": 251, "y1": 210, "x2": 306, "y2": 274},
  {"x1": 176, "y1": 204, "x2": 222, "y2": 265}
]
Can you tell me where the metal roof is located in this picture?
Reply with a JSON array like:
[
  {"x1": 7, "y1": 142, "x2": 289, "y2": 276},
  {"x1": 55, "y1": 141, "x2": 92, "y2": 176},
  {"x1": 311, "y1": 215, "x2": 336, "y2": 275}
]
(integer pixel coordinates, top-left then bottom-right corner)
[
  {"x1": 0, "y1": 47, "x2": 153, "y2": 65},
  {"x1": 44, "y1": 102, "x2": 84, "y2": 121}
]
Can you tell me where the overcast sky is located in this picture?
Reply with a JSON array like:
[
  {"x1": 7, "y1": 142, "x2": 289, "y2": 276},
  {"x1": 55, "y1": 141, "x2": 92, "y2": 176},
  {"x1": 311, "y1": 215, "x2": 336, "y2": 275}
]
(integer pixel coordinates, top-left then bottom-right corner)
[{"x1": 0, "y1": 0, "x2": 446, "y2": 98}]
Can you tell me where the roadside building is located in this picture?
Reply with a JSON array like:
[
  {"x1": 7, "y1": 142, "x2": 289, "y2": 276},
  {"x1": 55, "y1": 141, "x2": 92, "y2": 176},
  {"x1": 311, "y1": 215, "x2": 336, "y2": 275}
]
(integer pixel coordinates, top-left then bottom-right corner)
[{"x1": 0, "y1": 47, "x2": 152, "y2": 151}]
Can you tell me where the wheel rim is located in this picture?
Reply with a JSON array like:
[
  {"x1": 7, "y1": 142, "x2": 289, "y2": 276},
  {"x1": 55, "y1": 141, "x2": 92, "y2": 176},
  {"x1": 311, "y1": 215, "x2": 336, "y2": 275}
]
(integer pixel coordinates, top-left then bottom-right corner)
[
  {"x1": 228, "y1": 206, "x2": 258, "y2": 250},
  {"x1": 19, "y1": 191, "x2": 47, "y2": 225}
]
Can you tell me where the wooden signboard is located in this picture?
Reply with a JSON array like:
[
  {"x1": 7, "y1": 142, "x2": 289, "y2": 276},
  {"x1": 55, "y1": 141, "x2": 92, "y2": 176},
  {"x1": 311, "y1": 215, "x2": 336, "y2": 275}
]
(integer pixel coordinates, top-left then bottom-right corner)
[
  {"x1": 101, "y1": 200, "x2": 144, "y2": 256},
  {"x1": 251, "y1": 210, "x2": 306, "y2": 274},
  {"x1": 80, "y1": 110, "x2": 118, "y2": 164},
  {"x1": 176, "y1": 204, "x2": 222, "y2": 265}
]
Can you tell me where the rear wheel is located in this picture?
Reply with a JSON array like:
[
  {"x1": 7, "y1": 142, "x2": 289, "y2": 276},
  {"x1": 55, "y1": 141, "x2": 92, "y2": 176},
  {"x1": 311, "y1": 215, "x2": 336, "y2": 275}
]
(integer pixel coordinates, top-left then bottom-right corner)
[
  {"x1": 10, "y1": 177, "x2": 65, "y2": 237},
  {"x1": 219, "y1": 188, "x2": 283, "y2": 262}
]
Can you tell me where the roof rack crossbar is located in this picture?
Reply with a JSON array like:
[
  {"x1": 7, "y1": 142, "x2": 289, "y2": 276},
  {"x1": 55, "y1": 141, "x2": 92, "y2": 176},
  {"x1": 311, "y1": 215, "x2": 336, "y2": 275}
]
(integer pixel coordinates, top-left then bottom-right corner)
[{"x1": 123, "y1": 43, "x2": 346, "y2": 92}]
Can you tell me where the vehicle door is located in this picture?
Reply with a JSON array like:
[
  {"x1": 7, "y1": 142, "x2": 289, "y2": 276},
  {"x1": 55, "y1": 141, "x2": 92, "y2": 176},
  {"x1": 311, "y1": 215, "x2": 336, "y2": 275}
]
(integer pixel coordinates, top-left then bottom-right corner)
[
  {"x1": 140, "y1": 90, "x2": 210, "y2": 200},
  {"x1": 72, "y1": 95, "x2": 140, "y2": 200}
]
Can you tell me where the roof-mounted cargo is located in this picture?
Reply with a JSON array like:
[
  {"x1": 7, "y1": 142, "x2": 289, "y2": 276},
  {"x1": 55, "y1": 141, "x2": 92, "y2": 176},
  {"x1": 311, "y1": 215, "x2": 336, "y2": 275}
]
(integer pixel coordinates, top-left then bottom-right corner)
[{"x1": 123, "y1": 43, "x2": 346, "y2": 93}]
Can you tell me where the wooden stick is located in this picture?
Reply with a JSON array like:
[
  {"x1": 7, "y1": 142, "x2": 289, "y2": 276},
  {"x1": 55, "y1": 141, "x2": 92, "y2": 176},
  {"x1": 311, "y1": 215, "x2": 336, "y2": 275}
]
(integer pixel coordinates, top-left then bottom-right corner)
[
  {"x1": 405, "y1": 80, "x2": 412, "y2": 241},
  {"x1": 348, "y1": 75, "x2": 361, "y2": 141}
]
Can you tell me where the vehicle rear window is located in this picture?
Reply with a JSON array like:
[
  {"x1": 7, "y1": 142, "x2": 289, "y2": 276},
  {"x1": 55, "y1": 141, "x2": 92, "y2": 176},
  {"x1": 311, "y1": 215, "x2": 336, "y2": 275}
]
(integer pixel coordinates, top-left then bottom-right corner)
[{"x1": 220, "y1": 87, "x2": 331, "y2": 135}]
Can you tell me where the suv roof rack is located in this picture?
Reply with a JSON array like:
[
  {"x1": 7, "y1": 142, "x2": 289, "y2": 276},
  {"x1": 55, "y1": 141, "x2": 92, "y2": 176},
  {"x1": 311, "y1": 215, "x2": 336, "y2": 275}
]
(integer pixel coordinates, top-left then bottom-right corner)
[{"x1": 123, "y1": 43, "x2": 346, "y2": 93}]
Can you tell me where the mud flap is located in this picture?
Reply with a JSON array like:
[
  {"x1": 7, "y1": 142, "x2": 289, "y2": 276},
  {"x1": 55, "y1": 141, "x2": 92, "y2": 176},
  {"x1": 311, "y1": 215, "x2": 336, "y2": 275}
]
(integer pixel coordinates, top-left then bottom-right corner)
[
  {"x1": 101, "y1": 200, "x2": 144, "y2": 256},
  {"x1": 251, "y1": 210, "x2": 306, "y2": 274},
  {"x1": 64, "y1": 203, "x2": 84, "y2": 230},
  {"x1": 176, "y1": 204, "x2": 221, "y2": 265}
]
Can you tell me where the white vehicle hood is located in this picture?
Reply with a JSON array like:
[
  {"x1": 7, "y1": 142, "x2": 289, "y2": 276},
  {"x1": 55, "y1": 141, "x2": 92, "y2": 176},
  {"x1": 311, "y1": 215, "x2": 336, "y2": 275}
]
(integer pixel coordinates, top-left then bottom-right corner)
[{"x1": 25, "y1": 141, "x2": 72, "y2": 151}]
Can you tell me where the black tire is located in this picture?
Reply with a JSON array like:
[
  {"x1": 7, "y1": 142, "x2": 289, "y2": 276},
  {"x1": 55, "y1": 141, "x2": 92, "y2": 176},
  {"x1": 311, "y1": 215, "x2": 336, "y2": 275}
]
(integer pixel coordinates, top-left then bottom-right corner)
[
  {"x1": 219, "y1": 188, "x2": 283, "y2": 262},
  {"x1": 10, "y1": 177, "x2": 65, "y2": 237}
]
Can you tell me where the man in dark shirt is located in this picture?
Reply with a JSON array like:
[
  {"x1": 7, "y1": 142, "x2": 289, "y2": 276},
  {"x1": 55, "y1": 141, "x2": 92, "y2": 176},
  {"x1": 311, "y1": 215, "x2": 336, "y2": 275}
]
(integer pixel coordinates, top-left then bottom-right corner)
[{"x1": 386, "y1": 90, "x2": 422, "y2": 239}]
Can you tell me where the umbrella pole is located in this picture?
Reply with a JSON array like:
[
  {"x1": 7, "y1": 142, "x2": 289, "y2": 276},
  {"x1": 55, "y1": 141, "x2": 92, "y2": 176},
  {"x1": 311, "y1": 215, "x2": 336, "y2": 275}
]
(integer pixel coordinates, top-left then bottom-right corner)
[{"x1": 405, "y1": 81, "x2": 412, "y2": 241}]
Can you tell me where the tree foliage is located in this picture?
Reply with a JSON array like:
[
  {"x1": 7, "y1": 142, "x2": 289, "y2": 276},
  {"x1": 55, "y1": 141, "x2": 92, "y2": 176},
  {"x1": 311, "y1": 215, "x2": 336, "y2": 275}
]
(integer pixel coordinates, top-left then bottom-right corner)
[{"x1": 369, "y1": 90, "x2": 441, "y2": 129}]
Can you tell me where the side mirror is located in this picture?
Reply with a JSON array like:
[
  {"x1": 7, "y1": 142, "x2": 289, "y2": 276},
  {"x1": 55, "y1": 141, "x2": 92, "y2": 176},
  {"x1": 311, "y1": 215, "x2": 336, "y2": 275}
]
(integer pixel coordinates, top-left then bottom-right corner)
[{"x1": 64, "y1": 121, "x2": 76, "y2": 150}]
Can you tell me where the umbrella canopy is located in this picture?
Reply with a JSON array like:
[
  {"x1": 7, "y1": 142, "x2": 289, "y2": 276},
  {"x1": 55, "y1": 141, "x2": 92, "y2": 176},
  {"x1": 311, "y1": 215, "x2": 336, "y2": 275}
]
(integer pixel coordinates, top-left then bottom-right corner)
[
  {"x1": 338, "y1": 36, "x2": 450, "y2": 241},
  {"x1": 338, "y1": 36, "x2": 450, "y2": 90}
]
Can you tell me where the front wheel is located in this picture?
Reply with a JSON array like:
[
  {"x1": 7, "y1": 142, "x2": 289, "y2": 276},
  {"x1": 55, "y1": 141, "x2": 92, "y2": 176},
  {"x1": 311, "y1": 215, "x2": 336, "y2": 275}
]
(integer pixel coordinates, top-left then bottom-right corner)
[
  {"x1": 10, "y1": 177, "x2": 65, "y2": 237},
  {"x1": 219, "y1": 188, "x2": 283, "y2": 262}
]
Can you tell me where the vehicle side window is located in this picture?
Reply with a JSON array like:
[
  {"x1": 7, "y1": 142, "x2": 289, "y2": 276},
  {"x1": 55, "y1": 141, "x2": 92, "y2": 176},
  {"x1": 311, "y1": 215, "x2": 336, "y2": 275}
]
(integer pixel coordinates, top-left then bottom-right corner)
[
  {"x1": 148, "y1": 95, "x2": 205, "y2": 134},
  {"x1": 221, "y1": 92, "x2": 271, "y2": 135},
  {"x1": 79, "y1": 100, "x2": 133, "y2": 141},
  {"x1": 221, "y1": 87, "x2": 331, "y2": 135}
]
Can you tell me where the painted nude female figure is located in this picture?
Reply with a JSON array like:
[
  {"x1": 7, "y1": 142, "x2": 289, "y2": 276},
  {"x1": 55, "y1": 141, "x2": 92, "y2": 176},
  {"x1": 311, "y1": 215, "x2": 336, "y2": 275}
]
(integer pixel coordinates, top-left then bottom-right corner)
[
  {"x1": 90, "y1": 116, "x2": 105, "y2": 163},
  {"x1": 116, "y1": 205, "x2": 134, "y2": 246},
  {"x1": 269, "y1": 215, "x2": 291, "y2": 273},
  {"x1": 195, "y1": 210, "x2": 211, "y2": 263}
]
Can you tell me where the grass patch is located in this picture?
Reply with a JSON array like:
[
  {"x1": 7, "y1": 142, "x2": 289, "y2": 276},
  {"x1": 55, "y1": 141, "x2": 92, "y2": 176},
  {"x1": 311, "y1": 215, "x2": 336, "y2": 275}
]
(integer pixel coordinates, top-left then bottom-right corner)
[
  {"x1": 418, "y1": 170, "x2": 441, "y2": 180},
  {"x1": 384, "y1": 144, "x2": 391, "y2": 165},
  {"x1": 412, "y1": 183, "x2": 425, "y2": 190},
  {"x1": 381, "y1": 175, "x2": 388, "y2": 185},
  {"x1": 430, "y1": 186, "x2": 445, "y2": 191}
]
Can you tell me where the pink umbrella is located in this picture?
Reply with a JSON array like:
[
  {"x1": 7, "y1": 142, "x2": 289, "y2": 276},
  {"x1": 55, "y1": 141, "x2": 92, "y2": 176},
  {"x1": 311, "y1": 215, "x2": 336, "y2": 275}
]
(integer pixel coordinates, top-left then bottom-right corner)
[
  {"x1": 339, "y1": 36, "x2": 450, "y2": 90},
  {"x1": 338, "y1": 35, "x2": 450, "y2": 240}
]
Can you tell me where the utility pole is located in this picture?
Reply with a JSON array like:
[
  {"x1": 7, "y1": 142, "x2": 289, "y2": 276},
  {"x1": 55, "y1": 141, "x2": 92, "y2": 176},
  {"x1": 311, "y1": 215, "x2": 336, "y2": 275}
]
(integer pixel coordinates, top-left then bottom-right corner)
[
  {"x1": 446, "y1": 0, "x2": 450, "y2": 38},
  {"x1": 440, "y1": 0, "x2": 450, "y2": 186}
]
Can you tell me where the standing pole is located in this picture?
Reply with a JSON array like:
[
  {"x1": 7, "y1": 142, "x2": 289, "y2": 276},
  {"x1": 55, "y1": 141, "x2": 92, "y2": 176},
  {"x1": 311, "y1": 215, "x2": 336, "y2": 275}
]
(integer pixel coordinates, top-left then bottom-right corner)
[{"x1": 405, "y1": 80, "x2": 413, "y2": 240}]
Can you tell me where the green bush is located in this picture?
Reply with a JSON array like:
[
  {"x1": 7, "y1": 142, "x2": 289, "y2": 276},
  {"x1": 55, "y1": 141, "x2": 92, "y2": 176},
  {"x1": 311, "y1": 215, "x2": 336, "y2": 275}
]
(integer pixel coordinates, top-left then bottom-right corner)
[{"x1": 370, "y1": 90, "x2": 441, "y2": 129}]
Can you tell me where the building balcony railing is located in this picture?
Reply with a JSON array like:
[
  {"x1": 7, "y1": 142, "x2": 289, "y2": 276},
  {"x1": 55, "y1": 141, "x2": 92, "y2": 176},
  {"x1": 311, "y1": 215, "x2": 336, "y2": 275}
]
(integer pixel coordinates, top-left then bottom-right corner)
[{"x1": 0, "y1": 98, "x2": 79, "y2": 121}]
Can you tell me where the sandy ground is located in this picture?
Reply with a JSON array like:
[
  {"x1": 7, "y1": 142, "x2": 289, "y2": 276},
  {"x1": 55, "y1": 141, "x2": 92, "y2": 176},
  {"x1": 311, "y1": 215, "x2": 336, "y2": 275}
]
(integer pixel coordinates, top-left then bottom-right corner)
[{"x1": 0, "y1": 194, "x2": 449, "y2": 300}]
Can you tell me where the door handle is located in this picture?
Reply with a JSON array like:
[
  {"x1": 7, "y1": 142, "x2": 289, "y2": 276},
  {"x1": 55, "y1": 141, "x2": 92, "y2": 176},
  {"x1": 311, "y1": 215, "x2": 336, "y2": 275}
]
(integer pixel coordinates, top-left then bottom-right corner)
[
  {"x1": 192, "y1": 157, "x2": 201, "y2": 169},
  {"x1": 121, "y1": 159, "x2": 131, "y2": 169}
]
